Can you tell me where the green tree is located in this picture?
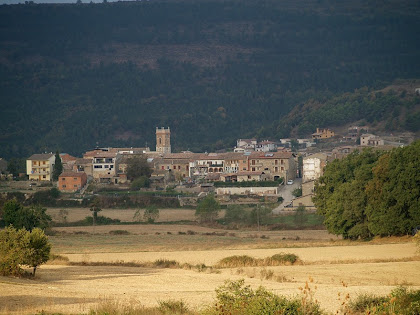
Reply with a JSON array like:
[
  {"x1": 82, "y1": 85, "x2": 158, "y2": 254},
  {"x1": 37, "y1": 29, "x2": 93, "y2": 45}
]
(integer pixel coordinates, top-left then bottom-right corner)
[
  {"x1": 126, "y1": 155, "x2": 152, "y2": 181},
  {"x1": 2, "y1": 200, "x2": 51, "y2": 231},
  {"x1": 23, "y1": 228, "x2": 51, "y2": 276},
  {"x1": 0, "y1": 226, "x2": 29, "y2": 276},
  {"x1": 89, "y1": 198, "x2": 102, "y2": 226},
  {"x1": 52, "y1": 151, "x2": 63, "y2": 181},
  {"x1": 143, "y1": 205, "x2": 159, "y2": 223},
  {"x1": 6, "y1": 158, "x2": 25, "y2": 177},
  {"x1": 0, "y1": 226, "x2": 51, "y2": 277},
  {"x1": 224, "y1": 205, "x2": 248, "y2": 224},
  {"x1": 366, "y1": 140, "x2": 420, "y2": 236},
  {"x1": 250, "y1": 204, "x2": 271, "y2": 230},
  {"x1": 195, "y1": 194, "x2": 220, "y2": 223},
  {"x1": 313, "y1": 149, "x2": 382, "y2": 239},
  {"x1": 292, "y1": 187, "x2": 302, "y2": 197},
  {"x1": 294, "y1": 205, "x2": 308, "y2": 227},
  {"x1": 130, "y1": 176, "x2": 150, "y2": 190}
]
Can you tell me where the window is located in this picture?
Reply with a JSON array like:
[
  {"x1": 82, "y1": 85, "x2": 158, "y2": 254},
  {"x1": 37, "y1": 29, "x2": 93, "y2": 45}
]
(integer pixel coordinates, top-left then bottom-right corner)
[
  {"x1": 161, "y1": 166, "x2": 164, "y2": 170},
  {"x1": 281, "y1": 167, "x2": 284, "y2": 171},
  {"x1": 62, "y1": 178, "x2": 66, "y2": 181},
  {"x1": 94, "y1": 165, "x2": 103, "y2": 169},
  {"x1": 275, "y1": 167, "x2": 278, "y2": 172},
  {"x1": 281, "y1": 160, "x2": 284, "y2": 165},
  {"x1": 104, "y1": 165, "x2": 109, "y2": 168},
  {"x1": 275, "y1": 160, "x2": 278, "y2": 165},
  {"x1": 252, "y1": 160, "x2": 256, "y2": 165},
  {"x1": 43, "y1": 175, "x2": 46, "y2": 179},
  {"x1": 74, "y1": 185, "x2": 78, "y2": 188},
  {"x1": 74, "y1": 177, "x2": 78, "y2": 180},
  {"x1": 173, "y1": 166, "x2": 176, "y2": 170},
  {"x1": 252, "y1": 167, "x2": 255, "y2": 171},
  {"x1": 62, "y1": 185, "x2": 66, "y2": 188}
]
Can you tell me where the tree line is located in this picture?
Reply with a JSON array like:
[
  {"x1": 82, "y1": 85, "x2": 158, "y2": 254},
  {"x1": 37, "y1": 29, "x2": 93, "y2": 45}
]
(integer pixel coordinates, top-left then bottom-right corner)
[{"x1": 313, "y1": 140, "x2": 420, "y2": 239}]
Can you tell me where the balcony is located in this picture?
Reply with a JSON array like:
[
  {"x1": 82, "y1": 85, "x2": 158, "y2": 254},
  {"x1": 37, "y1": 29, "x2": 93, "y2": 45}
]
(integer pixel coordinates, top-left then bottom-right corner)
[{"x1": 31, "y1": 170, "x2": 50, "y2": 175}]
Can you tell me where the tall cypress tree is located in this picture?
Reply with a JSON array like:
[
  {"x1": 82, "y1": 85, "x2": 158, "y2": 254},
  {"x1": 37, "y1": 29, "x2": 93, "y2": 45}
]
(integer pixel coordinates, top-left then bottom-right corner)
[{"x1": 52, "y1": 151, "x2": 63, "y2": 181}]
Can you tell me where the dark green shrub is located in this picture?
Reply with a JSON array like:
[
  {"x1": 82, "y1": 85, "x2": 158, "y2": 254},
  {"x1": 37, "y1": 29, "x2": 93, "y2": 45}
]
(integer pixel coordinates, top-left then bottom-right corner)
[
  {"x1": 204, "y1": 279, "x2": 321, "y2": 315},
  {"x1": 217, "y1": 255, "x2": 257, "y2": 268},
  {"x1": 153, "y1": 259, "x2": 179, "y2": 268},
  {"x1": 270, "y1": 253, "x2": 299, "y2": 264}
]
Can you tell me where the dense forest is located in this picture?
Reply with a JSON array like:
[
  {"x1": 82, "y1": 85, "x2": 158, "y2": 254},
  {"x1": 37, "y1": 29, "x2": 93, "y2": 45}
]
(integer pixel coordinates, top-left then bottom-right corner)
[{"x1": 0, "y1": 0, "x2": 419, "y2": 158}]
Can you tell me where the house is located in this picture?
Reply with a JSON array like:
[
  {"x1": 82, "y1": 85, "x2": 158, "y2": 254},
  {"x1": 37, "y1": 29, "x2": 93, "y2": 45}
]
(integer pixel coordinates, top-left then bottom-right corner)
[
  {"x1": 91, "y1": 152, "x2": 119, "y2": 183},
  {"x1": 73, "y1": 158, "x2": 93, "y2": 177},
  {"x1": 189, "y1": 153, "x2": 224, "y2": 177},
  {"x1": 360, "y1": 134, "x2": 384, "y2": 146},
  {"x1": 60, "y1": 153, "x2": 77, "y2": 171},
  {"x1": 26, "y1": 153, "x2": 55, "y2": 181},
  {"x1": 58, "y1": 172, "x2": 87, "y2": 192},
  {"x1": 312, "y1": 128, "x2": 335, "y2": 140},
  {"x1": 255, "y1": 140, "x2": 277, "y2": 152},
  {"x1": 220, "y1": 171, "x2": 265, "y2": 182},
  {"x1": 236, "y1": 139, "x2": 257, "y2": 151},
  {"x1": 302, "y1": 153, "x2": 328, "y2": 183},
  {"x1": 248, "y1": 151, "x2": 296, "y2": 181},
  {"x1": 331, "y1": 146, "x2": 358, "y2": 159}
]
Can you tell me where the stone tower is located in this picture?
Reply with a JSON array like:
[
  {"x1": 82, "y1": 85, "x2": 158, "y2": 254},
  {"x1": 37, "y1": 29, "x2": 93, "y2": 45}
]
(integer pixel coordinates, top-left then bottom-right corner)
[{"x1": 156, "y1": 127, "x2": 171, "y2": 154}]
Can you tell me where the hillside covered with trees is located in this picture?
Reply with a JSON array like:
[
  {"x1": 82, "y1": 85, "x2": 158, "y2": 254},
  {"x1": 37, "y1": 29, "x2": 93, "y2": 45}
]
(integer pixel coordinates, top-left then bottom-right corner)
[{"x1": 0, "y1": 0, "x2": 419, "y2": 158}]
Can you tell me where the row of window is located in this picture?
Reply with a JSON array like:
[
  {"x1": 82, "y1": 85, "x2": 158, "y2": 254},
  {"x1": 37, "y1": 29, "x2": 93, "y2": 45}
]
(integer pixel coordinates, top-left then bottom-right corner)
[
  {"x1": 94, "y1": 165, "x2": 114, "y2": 169},
  {"x1": 61, "y1": 185, "x2": 80, "y2": 188}
]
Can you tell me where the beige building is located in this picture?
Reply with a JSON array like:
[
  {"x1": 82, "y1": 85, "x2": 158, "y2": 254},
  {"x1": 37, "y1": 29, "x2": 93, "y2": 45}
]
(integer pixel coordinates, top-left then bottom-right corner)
[
  {"x1": 302, "y1": 153, "x2": 328, "y2": 183},
  {"x1": 360, "y1": 134, "x2": 385, "y2": 147},
  {"x1": 312, "y1": 128, "x2": 335, "y2": 140},
  {"x1": 26, "y1": 153, "x2": 55, "y2": 181},
  {"x1": 248, "y1": 152, "x2": 296, "y2": 181}
]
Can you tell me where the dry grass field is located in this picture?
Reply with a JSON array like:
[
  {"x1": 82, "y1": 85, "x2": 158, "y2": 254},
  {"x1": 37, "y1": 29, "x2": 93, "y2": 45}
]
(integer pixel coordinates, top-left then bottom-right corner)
[{"x1": 1, "y1": 212, "x2": 419, "y2": 314}]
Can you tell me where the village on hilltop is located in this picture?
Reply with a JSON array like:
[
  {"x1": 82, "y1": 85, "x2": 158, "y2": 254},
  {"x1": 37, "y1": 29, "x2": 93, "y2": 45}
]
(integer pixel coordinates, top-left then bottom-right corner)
[{"x1": 0, "y1": 126, "x2": 414, "y2": 212}]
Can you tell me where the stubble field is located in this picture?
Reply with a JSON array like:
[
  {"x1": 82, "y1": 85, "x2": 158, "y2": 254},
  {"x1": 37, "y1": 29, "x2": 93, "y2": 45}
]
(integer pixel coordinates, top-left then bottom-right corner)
[{"x1": 1, "y1": 209, "x2": 419, "y2": 314}]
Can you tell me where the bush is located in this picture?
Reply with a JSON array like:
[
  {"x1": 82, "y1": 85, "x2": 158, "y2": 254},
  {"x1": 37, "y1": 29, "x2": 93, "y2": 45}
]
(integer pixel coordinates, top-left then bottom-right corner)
[
  {"x1": 153, "y1": 259, "x2": 180, "y2": 268},
  {"x1": 217, "y1": 253, "x2": 300, "y2": 268},
  {"x1": 348, "y1": 287, "x2": 420, "y2": 314},
  {"x1": 203, "y1": 279, "x2": 321, "y2": 315},
  {"x1": 83, "y1": 216, "x2": 121, "y2": 225},
  {"x1": 217, "y1": 255, "x2": 257, "y2": 268},
  {"x1": 131, "y1": 176, "x2": 150, "y2": 190},
  {"x1": 269, "y1": 253, "x2": 299, "y2": 264}
]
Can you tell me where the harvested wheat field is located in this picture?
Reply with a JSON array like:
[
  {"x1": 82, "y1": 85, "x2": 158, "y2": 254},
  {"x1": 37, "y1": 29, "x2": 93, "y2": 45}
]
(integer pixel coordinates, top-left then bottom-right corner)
[{"x1": 1, "y1": 226, "x2": 419, "y2": 314}]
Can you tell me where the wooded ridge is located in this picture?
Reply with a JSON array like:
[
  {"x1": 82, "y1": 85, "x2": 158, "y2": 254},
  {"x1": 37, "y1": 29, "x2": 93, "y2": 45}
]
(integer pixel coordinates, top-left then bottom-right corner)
[{"x1": 0, "y1": 0, "x2": 419, "y2": 158}]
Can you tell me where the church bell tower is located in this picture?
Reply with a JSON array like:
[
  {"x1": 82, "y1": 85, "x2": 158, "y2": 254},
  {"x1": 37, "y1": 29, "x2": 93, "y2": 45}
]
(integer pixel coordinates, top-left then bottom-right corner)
[{"x1": 156, "y1": 127, "x2": 171, "y2": 154}]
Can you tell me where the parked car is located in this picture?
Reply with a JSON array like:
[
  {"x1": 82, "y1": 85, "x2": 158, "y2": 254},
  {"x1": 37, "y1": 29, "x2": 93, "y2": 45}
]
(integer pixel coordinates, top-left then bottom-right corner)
[{"x1": 287, "y1": 179, "x2": 294, "y2": 185}]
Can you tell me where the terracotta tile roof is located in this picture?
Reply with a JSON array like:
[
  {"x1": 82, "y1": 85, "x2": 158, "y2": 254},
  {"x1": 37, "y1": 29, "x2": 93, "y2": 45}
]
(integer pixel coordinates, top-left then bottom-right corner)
[{"x1": 60, "y1": 153, "x2": 77, "y2": 162}]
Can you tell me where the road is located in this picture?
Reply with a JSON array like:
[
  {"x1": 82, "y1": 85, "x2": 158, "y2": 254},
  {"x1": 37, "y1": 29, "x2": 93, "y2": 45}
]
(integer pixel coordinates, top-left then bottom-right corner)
[{"x1": 272, "y1": 177, "x2": 302, "y2": 214}]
